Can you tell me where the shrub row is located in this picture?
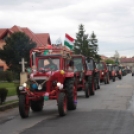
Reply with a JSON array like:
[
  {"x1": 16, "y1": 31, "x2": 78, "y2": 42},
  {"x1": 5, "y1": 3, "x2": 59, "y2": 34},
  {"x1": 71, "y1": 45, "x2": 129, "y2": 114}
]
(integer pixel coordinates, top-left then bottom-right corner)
[
  {"x1": 0, "y1": 88, "x2": 8, "y2": 104},
  {"x1": 0, "y1": 71, "x2": 19, "y2": 82}
]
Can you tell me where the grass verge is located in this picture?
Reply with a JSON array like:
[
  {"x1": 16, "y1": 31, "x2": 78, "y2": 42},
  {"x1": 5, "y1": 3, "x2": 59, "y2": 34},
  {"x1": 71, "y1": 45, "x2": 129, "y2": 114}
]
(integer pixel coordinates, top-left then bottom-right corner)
[{"x1": 0, "y1": 82, "x2": 19, "y2": 96}]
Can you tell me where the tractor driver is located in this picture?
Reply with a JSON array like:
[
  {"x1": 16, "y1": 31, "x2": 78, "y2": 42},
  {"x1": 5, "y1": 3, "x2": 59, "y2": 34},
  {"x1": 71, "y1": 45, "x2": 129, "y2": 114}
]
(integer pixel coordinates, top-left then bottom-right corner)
[{"x1": 44, "y1": 59, "x2": 58, "y2": 70}]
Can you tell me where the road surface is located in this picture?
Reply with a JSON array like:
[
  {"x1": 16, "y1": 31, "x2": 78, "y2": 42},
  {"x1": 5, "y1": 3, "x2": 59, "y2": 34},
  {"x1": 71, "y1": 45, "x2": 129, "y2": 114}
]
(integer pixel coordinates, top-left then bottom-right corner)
[{"x1": 0, "y1": 74, "x2": 134, "y2": 134}]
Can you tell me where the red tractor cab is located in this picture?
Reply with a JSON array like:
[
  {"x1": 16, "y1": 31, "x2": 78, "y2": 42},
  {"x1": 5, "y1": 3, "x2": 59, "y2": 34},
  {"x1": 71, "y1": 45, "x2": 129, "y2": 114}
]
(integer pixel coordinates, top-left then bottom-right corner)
[
  {"x1": 114, "y1": 64, "x2": 122, "y2": 80},
  {"x1": 71, "y1": 55, "x2": 95, "y2": 98},
  {"x1": 96, "y1": 62, "x2": 110, "y2": 84},
  {"x1": 18, "y1": 46, "x2": 77, "y2": 118},
  {"x1": 107, "y1": 64, "x2": 116, "y2": 82},
  {"x1": 85, "y1": 57, "x2": 99, "y2": 91}
]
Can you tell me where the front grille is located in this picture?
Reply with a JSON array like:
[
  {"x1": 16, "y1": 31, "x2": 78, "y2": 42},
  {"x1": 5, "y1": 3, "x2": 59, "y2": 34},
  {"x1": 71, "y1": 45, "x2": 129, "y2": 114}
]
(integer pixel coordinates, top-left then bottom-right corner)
[
  {"x1": 88, "y1": 76, "x2": 92, "y2": 84},
  {"x1": 30, "y1": 80, "x2": 46, "y2": 91}
]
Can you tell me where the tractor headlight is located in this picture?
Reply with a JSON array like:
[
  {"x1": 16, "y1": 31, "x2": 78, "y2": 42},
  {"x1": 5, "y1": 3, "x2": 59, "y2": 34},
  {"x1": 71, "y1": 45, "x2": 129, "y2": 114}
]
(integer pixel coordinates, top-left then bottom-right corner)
[
  {"x1": 19, "y1": 86, "x2": 25, "y2": 91},
  {"x1": 57, "y1": 82, "x2": 63, "y2": 90},
  {"x1": 23, "y1": 83, "x2": 27, "y2": 87},
  {"x1": 19, "y1": 83, "x2": 27, "y2": 91}
]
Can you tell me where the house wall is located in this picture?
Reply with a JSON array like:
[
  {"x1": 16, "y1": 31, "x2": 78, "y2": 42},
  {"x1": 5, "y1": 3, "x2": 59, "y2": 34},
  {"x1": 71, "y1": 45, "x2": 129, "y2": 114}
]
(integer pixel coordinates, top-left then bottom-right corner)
[{"x1": 0, "y1": 39, "x2": 8, "y2": 71}]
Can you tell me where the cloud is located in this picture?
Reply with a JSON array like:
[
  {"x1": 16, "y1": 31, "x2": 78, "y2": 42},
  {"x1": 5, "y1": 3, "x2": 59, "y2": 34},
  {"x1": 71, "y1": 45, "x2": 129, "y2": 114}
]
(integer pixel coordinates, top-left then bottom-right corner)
[{"x1": 0, "y1": 0, "x2": 134, "y2": 57}]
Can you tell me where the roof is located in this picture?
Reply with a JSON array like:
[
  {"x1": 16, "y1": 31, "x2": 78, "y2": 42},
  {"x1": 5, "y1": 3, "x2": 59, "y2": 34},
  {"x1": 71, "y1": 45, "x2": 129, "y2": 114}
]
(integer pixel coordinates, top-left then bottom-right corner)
[
  {"x1": 0, "y1": 28, "x2": 8, "y2": 38},
  {"x1": 120, "y1": 58, "x2": 134, "y2": 63},
  {"x1": 0, "y1": 25, "x2": 51, "y2": 47}
]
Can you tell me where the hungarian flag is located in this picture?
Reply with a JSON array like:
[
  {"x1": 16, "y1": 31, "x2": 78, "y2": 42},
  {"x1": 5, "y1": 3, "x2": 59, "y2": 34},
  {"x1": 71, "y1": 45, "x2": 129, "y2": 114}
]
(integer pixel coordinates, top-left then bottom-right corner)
[{"x1": 64, "y1": 34, "x2": 75, "y2": 50}]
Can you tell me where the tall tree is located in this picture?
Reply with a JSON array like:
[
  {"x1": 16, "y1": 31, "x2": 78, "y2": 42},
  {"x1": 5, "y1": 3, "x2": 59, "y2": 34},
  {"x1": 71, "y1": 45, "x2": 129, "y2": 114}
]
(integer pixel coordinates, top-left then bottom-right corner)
[
  {"x1": 89, "y1": 31, "x2": 100, "y2": 61},
  {"x1": 74, "y1": 24, "x2": 91, "y2": 57},
  {"x1": 0, "y1": 32, "x2": 37, "y2": 73}
]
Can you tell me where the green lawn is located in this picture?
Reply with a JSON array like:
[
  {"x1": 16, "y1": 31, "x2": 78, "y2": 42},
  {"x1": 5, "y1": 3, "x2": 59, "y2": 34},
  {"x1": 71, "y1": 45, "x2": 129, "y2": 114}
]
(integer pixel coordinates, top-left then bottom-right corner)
[{"x1": 0, "y1": 82, "x2": 19, "y2": 96}]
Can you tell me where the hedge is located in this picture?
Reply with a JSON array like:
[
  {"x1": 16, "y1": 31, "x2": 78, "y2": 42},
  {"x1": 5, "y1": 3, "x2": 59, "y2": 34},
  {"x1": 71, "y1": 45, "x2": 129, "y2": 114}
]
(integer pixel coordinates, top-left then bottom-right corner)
[
  {"x1": 0, "y1": 71, "x2": 19, "y2": 82},
  {"x1": 0, "y1": 88, "x2": 8, "y2": 104}
]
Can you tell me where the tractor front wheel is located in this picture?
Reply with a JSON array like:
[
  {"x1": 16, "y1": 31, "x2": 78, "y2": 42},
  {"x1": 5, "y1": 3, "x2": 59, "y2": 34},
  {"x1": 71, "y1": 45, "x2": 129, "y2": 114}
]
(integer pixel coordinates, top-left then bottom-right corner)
[
  {"x1": 58, "y1": 92, "x2": 67, "y2": 116},
  {"x1": 85, "y1": 83, "x2": 90, "y2": 98},
  {"x1": 31, "y1": 97, "x2": 44, "y2": 112},
  {"x1": 19, "y1": 95, "x2": 30, "y2": 118},
  {"x1": 65, "y1": 78, "x2": 77, "y2": 110},
  {"x1": 90, "y1": 82, "x2": 95, "y2": 96}
]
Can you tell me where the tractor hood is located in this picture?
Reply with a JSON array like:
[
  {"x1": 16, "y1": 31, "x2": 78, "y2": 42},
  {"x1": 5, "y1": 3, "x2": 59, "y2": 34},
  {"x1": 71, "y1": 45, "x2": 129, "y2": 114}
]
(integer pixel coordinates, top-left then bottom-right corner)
[{"x1": 30, "y1": 70, "x2": 65, "y2": 83}]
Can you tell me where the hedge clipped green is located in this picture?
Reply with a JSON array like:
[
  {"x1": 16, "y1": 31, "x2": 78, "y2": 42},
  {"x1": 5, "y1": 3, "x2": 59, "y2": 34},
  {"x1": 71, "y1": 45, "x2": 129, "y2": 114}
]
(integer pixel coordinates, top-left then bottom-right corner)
[
  {"x1": 0, "y1": 71, "x2": 19, "y2": 82},
  {"x1": 0, "y1": 88, "x2": 8, "y2": 104}
]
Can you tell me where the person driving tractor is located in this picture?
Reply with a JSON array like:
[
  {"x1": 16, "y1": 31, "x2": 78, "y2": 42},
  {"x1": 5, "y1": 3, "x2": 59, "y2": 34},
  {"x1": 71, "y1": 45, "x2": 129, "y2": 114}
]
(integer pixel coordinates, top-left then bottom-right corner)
[{"x1": 44, "y1": 59, "x2": 58, "y2": 70}]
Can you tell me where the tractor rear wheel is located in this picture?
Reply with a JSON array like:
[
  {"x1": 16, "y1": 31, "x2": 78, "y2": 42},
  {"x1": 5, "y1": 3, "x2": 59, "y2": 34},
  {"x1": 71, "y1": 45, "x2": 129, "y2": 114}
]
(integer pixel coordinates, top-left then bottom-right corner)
[
  {"x1": 113, "y1": 76, "x2": 115, "y2": 82},
  {"x1": 85, "y1": 83, "x2": 90, "y2": 98},
  {"x1": 31, "y1": 97, "x2": 44, "y2": 112},
  {"x1": 58, "y1": 92, "x2": 67, "y2": 116},
  {"x1": 119, "y1": 75, "x2": 122, "y2": 80},
  {"x1": 19, "y1": 95, "x2": 30, "y2": 118},
  {"x1": 104, "y1": 76, "x2": 107, "y2": 84},
  {"x1": 107, "y1": 74, "x2": 110, "y2": 84},
  {"x1": 97, "y1": 80, "x2": 100, "y2": 89},
  {"x1": 65, "y1": 78, "x2": 77, "y2": 110},
  {"x1": 90, "y1": 82, "x2": 95, "y2": 96}
]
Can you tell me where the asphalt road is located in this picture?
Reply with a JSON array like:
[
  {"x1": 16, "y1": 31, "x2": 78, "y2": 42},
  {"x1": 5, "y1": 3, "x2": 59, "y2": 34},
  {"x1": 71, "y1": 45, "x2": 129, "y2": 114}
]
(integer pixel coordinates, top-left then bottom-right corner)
[{"x1": 0, "y1": 74, "x2": 134, "y2": 134}]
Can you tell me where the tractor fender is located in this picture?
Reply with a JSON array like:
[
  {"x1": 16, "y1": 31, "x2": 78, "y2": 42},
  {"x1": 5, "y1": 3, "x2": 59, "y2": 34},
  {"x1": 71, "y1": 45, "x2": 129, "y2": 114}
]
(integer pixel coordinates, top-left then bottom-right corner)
[
  {"x1": 65, "y1": 72, "x2": 75, "y2": 77},
  {"x1": 112, "y1": 71, "x2": 115, "y2": 76}
]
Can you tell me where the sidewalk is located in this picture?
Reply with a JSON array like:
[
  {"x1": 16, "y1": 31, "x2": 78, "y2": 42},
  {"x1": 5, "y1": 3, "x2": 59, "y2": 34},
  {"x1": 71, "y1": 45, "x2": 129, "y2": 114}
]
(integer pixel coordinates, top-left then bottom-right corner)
[
  {"x1": 0, "y1": 95, "x2": 19, "y2": 111},
  {"x1": 6, "y1": 95, "x2": 18, "y2": 102}
]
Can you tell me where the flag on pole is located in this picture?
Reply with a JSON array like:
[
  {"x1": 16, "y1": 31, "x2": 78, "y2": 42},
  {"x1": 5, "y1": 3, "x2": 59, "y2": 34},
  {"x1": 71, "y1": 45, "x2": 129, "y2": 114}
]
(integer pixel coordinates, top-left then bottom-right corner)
[{"x1": 64, "y1": 34, "x2": 75, "y2": 50}]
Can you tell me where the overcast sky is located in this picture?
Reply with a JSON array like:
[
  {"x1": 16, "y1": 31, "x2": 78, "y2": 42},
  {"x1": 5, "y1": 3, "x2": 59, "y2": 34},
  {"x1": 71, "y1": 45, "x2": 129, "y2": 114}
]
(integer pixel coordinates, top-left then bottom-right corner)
[{"x1": 0, "y1": 0, "x2": 134, "y2": 57}]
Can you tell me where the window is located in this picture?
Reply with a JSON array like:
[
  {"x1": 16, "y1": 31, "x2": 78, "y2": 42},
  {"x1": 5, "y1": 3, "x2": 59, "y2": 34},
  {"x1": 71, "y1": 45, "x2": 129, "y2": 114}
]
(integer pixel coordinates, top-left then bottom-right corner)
[
  {"x1": 38, "y1": 58, "x2": 60, "y2": 70},
  {"x1": 96, "y1": 63, "x2": 104, "y2": 70},
  {"x1": 73, "y1": 58, "x2": 83, "y2": 71},
  {"x1": 86, "y1": 59, "x2": 94, "y2": 70},
  {"x1": 0, "y1": 66, "x2": 4, "y2": 71}
]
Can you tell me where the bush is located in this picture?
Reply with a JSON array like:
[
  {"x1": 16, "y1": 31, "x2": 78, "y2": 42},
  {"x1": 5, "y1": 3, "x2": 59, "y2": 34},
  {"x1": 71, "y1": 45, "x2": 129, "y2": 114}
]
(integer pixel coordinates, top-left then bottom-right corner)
[
  {"x1": 0, "y1": 71, "x2": 6, "y2": 81},
  {"x1": 5, "y1": 71, "x2": 13, "y2": 82},
  {"x1": 0, "y1": 88, "x2": 8, "y2": 104},
  {"x1": 0, "y1": 71, "x2": 19, "y2": 82},
  {"x1": 16, "y1": 85, "x2": 20, "y2": 97}
]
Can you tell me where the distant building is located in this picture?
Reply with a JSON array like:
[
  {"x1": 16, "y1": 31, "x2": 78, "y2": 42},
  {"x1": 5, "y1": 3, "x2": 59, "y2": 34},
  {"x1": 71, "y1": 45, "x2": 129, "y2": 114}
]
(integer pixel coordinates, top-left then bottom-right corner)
[
  {"x1": 120, "y1": 58, "x2": 134, "y2": 68},
  {"x1": 0, "y1": 25, "x2": 51, "y2": 71},
  {"x1": 100, "y1": 55, "x2": 108, "y2": 60}
]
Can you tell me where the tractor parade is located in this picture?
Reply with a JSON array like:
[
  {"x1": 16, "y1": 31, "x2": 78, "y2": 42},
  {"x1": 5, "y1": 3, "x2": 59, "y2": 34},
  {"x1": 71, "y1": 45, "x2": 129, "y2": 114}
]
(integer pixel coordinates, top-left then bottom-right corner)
[{"x1": 18, "y1": 44, "x2": 125, "y2": 118}]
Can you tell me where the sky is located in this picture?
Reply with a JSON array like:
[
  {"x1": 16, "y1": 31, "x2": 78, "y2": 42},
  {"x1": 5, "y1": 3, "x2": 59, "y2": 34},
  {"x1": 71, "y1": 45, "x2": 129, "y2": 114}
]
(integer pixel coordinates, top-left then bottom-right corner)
[{"x1": 0, "y1": 0, "x2": 134, "y2": 57}]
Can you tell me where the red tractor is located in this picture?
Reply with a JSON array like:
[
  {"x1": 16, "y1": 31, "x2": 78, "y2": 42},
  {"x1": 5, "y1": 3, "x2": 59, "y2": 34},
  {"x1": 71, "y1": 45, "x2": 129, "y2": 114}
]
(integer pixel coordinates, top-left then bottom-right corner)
[
  {"x1": 114, "y1": 64, "x2": 122, "y2": 80},
  {"x1": 96, "y1": 62, "x2": 110, "y2": 84},
  {"x1": 85, "y1": 57, "x2": 100, "y2": 91},
  {"x1": 107, "y1": 64, "x2": 116, "y2": 82},
  {"x1": 18, "y1": 46, "x2": 77, "y2": 118},
  {"x1": 71, "y1": 55, "x2": 95, "y2": 98}
]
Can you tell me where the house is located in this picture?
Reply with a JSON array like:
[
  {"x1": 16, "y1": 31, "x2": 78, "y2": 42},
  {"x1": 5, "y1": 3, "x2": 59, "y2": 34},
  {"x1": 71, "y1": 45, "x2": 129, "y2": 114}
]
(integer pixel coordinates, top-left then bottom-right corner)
[
  {"x1": 0, "y1": 25, "x2": 51, "y2": 71},
  {"x1": 100, "y1": 55, "x2": 108, "y2": 60},
  {"x1": 120, "y1": 58, "x2": 134, "y2": 68}
]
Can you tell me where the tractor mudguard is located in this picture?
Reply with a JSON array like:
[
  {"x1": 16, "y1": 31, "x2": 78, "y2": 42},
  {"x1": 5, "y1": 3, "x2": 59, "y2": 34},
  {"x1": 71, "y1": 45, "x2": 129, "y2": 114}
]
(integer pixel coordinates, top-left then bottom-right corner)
[{"x1": 65, "y1": 72, "x2": 75, "y2": 77}]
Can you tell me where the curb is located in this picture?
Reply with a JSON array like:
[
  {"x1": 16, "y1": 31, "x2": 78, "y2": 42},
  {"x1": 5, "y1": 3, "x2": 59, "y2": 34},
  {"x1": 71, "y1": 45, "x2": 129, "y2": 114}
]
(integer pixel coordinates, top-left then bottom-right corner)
[{"x1": 0, "y1": 101, "x2": 18, "y2": 111}]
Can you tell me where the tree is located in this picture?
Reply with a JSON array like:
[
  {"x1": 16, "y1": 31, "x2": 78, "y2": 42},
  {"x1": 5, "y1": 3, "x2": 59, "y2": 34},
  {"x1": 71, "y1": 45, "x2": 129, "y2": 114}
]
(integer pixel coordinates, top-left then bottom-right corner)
[
  {"x1": 105, "y1": 59, "x2": 115, "y2": 64},
  {"x1": 0, "y1": 32, "x2": 37, "y2": 73},
  {"x1": 89, "y1": 31, "x2": 100, "y2": 61},
  {"x1": 74, "y1": 24, "x2": 91, "y2": 57}
]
